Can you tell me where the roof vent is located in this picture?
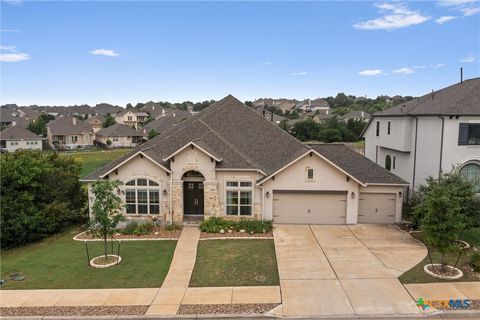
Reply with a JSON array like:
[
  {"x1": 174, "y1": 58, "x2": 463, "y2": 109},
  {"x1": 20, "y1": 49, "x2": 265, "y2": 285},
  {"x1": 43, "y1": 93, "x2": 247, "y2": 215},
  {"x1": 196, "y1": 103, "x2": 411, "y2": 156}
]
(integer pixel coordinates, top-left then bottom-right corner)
[{"x1": 431, "y1": 90, "x2": 435, "y2": 100}]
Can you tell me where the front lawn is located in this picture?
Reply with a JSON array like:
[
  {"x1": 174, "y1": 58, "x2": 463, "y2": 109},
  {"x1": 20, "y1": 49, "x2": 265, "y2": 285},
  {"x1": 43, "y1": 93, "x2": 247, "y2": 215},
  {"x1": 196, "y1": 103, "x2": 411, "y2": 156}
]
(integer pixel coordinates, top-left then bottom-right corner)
[
  {"x1": 0, "y1": 226, "x2": 176, "y2": 289},
  {"x1": 399, "y1": 228, "x2": 480, "y2": 284},
  {"x1": 190, "y1": 239, "x2": 279, "y2": 287},
  {"x1": 59, "y1": 149, "x2": 132, "y2": 178}
]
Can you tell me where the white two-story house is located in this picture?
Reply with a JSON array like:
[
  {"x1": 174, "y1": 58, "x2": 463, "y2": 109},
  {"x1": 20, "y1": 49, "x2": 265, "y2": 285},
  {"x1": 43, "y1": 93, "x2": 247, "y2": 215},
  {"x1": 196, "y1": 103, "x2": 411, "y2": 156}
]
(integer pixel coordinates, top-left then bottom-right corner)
[{"x1": 362, "y1": 77, "x2": 480, "y2": 193}]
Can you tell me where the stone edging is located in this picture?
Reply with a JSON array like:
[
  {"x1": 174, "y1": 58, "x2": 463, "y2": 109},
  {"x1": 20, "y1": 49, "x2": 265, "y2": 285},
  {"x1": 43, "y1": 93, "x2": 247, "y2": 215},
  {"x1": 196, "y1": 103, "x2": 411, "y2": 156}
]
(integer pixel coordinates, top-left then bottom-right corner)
[
  {"x1": 424, "y1": 263, "x2": 464, "y2": 280},
  {"x1": 90, "y1": 254, "x2": 122, "y2": 269},
  {"x1": 200, "y1": 237, "x2": 274, "y2": 241},
  {"x1": 73, "y1": 231, "x2": 179, "y2": 242},
  {"x1": 456, "y1": 239, "x2": 471, "y2": 250}
]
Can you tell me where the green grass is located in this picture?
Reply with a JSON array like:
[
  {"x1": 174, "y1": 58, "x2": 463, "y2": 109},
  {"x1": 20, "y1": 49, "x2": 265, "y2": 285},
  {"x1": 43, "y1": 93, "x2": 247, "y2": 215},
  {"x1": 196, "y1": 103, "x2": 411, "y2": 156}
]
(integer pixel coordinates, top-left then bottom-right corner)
[
  {"x1": 0, "y1": 226, "x2": 177, "y2": 289},
  {"x1": 189, "y1": 239, "x2": 279, "y2": 287},
  {"x1": 59, "y1": 149, "x2": 132, "y2": 178},
  {"x1": 399, "y1": 228, "x2": 480, "y2": 284}
]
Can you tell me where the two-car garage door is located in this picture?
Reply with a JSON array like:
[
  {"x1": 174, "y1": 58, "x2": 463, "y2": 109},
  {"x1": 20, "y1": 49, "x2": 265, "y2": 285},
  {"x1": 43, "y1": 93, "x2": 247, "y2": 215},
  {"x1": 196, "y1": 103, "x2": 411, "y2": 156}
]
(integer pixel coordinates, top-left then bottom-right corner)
[
  {"x1": 272, "y1": 191, "x2": 347, "y2": 224},
  {"x1": 358, "y1": 193, "x2": 396, "y2": 224}
]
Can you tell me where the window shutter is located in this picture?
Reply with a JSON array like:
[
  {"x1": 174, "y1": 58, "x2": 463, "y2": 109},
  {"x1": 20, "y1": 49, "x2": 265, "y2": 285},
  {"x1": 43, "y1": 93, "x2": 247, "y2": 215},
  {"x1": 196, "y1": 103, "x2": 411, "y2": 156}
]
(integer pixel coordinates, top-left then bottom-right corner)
[{"x1": 458, "y1": 123, "x2": 469, "y2": 145}]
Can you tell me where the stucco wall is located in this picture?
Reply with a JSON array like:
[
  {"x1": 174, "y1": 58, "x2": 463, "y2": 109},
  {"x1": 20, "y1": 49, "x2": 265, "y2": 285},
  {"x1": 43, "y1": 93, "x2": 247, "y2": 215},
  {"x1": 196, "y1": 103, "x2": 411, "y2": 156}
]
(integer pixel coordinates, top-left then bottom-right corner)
[
  {"x1": 3, "y1": 139, "x2": 42, "y2": 152},
  {"x1": 261, "y1": 153, "x2": 360, "y2": 223},
  {"x1": 96, "y1": 135, "x2": 140, "y2": 148}
]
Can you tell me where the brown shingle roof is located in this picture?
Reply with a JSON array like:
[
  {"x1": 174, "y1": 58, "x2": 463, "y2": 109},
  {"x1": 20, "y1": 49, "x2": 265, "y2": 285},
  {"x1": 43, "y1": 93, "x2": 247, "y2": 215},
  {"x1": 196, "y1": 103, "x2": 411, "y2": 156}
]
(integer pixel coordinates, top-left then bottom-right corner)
[
  {"x1": 47, "y1": 117, "x2": 93, "y2": 135},
  {"x1": 0, "y1": 125, "x2": 42, "y2": 140},
  {"x1": 96, "y1": 124, "x2": 143, "y2": 137}
]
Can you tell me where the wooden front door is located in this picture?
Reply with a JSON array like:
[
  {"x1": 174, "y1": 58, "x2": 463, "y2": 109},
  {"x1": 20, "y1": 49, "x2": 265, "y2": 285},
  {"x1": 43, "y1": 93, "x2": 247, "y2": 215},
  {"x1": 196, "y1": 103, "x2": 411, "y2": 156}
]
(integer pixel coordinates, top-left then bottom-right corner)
[{"x1": 183, "y1": 182, "x2": 204, "y2": 215}]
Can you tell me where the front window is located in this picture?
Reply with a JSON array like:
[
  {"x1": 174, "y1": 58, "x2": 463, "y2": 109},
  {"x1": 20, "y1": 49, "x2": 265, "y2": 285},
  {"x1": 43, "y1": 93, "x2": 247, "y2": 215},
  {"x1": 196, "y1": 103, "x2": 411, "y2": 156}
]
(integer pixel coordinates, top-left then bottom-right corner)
[
  {"x1": 125, "y1": 178, "x2": 160, "y2": 214},
  {"x1": 458, "y1": 123, "x2": 480, "y2": 145},
  {"x1": 376, "y1": 121, "x2": 380, "y2": 137},
  {"x1": 385, "y1": 154, "x2": 392, "y2": 171},
  {"x1": 226, "y1": 181, "x2": 253, "y2": 216},
  {"x1": 460, "y1": 163, "x2": 480, "y2": 193},
  {"x1": 306, "y1": 168, "x2": 314, "y2": 181},
  {"x1": 387, "y1": 121, "x2": 391, "y2": 135}
]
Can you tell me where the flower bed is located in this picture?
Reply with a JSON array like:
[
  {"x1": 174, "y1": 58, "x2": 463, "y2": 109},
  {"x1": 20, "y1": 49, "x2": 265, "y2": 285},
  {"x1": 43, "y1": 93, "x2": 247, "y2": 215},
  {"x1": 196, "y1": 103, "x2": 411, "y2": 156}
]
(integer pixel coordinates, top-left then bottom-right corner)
[
  {"x1": 75, "y1": 225, "x2": 182, "y2": 241},
  {"x1": 199, "y1": 217, "x2": 273, "y2": 238},
  {"x1": 424, "y1": 264, "x2": 464, "y2": 280}
]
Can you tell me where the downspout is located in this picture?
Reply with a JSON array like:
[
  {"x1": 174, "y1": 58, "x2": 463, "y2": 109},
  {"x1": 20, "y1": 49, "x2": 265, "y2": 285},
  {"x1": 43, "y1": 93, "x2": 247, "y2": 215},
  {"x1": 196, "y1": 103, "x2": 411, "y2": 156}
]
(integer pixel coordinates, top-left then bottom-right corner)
[
  {"x1": 257, "y1": 170, "x2": 265, "y2": 222},
  {"x1": 438, "y1": 116, "x2": 445, "y2": 178},
  {"x1": 412, "y1": 117, "x2": 419, "y2": 191}
]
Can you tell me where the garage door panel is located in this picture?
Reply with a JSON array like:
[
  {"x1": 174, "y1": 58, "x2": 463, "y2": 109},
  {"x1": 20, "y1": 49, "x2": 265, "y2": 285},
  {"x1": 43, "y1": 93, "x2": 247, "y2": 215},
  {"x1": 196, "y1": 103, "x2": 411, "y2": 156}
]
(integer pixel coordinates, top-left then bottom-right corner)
[
  {"x1": 358, "y1": 193, "x2": 396, "y2": 224},
  {"x1": 273, "y1": 191, "x2": 347, "y2": 224}
]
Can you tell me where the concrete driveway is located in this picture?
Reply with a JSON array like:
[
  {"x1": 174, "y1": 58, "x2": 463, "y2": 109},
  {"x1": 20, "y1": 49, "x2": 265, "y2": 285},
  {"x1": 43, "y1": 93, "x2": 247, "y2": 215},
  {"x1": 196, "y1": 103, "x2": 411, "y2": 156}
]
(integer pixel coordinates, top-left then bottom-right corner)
[{"x1": 272, "y1": 224, "x2": 427, "y2": 317}]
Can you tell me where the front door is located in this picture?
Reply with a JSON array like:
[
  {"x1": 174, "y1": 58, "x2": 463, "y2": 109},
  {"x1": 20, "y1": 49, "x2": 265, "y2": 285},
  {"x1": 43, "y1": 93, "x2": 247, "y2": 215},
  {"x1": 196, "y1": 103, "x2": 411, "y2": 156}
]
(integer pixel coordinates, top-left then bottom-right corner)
[{"x1": 183, "y1": 182, "x2": 204, "y2": 215}]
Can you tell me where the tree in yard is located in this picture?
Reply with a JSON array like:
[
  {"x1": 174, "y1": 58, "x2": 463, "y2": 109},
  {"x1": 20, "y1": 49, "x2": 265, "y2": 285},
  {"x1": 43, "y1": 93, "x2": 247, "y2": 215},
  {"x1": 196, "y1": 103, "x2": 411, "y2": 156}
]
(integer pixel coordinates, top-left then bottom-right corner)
[
  {"x1": 89, "y1": 180, "x2": 125, "y2": 259},
  {"x1": 106, "y1": 139, "x2": 112, "y2": 148},
  {"x1": 414, "y1": 170, "x2": 479, "y2": 271},
  {"x1": 27, "y1": 117, "x2": 46, "y2": 135},
  {"x1": 290, "y1": 110, "x2": 300, "y2": 119},
  {"x1": 148, "y1": 129, "x2": 159, "y2": 139},
  {"x1": 279, "y1": 119, "x2": 290, "y2": 132},
  {"x1": 102, "y1": 114, "x2": 116, "y2": 128},
  {"x1": 318, "y1": 128, "x2": 342, "y2": 142}
]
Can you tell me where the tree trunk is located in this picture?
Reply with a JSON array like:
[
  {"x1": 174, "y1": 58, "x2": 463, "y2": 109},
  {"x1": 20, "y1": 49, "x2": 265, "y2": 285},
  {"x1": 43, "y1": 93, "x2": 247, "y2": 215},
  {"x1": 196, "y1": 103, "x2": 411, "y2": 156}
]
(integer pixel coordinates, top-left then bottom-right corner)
[
  {"x1": 440, "y1": 254, "x2": 445, "y2": 273},
  {"x1": 427, "y1": 247, "x2": 434, "y2": 271},
  {"x1": 104, "y1": 234, "x2": 108, "y2": 259}
]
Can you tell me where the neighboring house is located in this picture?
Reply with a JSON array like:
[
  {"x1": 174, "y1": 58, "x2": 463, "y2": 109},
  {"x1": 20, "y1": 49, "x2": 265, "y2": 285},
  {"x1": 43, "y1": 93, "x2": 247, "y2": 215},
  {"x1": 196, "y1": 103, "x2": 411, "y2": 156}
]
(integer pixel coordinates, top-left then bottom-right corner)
[
  {"x1": 0, "y1": 109, "x2": 16, "y2": 127},
  {"x1": 362, "y1": 78, "x2": 480, "y2": 192},
  {"x1": 312, "y1": 113, "x2": 335, "y2": 123},
  {"x1": 93, "y1": 103, "x2": 124, "y2": 116},
  {"x1": 142, "y1": 116, "x2": 179, "y2": 136},
  {"x1": 0, "y1": 124, "x2": 43, "y2": 152},
  {"x1": 83, "y1": 95, "x2": 407, "y2": 225},
  {"x1": 254, "y1": 98, "x2": 298, "y2": 113},
  {"x1": 86, "y1": 115, "x2": 105, "y2": 133},
  {"x1": 115, "y1": 110, "x2": 149, "y2": 129},
  {"x1": 143, "y1": 103, "x2": 193, "y2": 120},
  {"x1": 256, "y1": 108, "x2": 287, "y2": 125},
  {"x1": 295, "y1": 99, "x2": 330, "y2": 114},
  {"x1": 95, "y1": 124, "x2": 144, "y2": 148},
  {"x1": 342, "y1": 110, "x2": 371, "y2": 122},
  {"x1": 47, "y1": 116, "x2": 94, "y2": 149}
]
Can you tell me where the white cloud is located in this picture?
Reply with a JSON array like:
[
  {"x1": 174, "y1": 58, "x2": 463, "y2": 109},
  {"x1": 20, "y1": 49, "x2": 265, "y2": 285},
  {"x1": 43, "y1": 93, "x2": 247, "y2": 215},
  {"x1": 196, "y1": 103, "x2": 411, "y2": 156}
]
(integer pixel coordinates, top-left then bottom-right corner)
[
  {"x1": 437, "y1": 0, "x2": 477, "y2": 7},
  {"x1": 89, "y1": 49, "x2": 120, "y2": 57},
  {"x1": 291, "y1": 71, "x2": 307, "y2": 76},
  {"x1": 393, "y1": 67, "x2": 415, "y2": 74},
  {"x1": 258, "y1": 61, "x2": 272, "y2": 66},
  {"x1": 0, "y1": 46, "x2": 17, "y2": 52},
  {"x1": 433, "y1": 63, "x2": 447, "y2": 68},
  {"x1": 460, "y1": 53, "x2": 476, "y2": 62},
  {"x1": 353, "y1": 2, "x2": 431, "y2": 31},
  {"x1": 435, "y1": 16, "x2": 457, "y2": 23},
  {"x1": 461, "y1": 6, "x2": 480, "y2": 15},
  {"x1": 0, "y1": 29, "x2": 21, "y2": 33},
  {"x1": 3, "y1": 0, "x2": 24, "y2": 5},
  {"x1": 0, "y1": 53, "x2": 30, "y2": 62},
  {"x1": 358, "y1": 69, "x2": 383, "y2": 76}
]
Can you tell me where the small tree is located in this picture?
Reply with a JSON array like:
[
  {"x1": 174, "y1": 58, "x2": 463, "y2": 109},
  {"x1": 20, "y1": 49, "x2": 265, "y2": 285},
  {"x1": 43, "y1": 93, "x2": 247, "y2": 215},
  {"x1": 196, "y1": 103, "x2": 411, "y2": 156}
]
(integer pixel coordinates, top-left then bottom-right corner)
[
  {"x1": 414, "y1": 170, "x2": 475, "y2": 272},
  {"x1": 89, "y1": 180, "x2": 125, "y2": 259},
  {"x1": 102, "y1": 114, "x2": 116, "y2": 128},
  {"x1": 148, "y1": 129, "x2": 159, "y2": 139},
  {"x1": 106, "y1": 139, "x2": 112, "y2": 148}
]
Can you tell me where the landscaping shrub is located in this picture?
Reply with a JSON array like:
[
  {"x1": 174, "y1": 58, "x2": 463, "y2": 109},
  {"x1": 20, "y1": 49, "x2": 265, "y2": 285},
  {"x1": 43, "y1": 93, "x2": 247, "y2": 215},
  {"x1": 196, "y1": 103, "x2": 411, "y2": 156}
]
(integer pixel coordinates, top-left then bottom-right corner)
[
  {"x1": 0, "y1": 151, "x2": 87, "y2": 248},
  {"x1": 119, "y1": 221, "x2": 155, "y2": 235},
  {"x1": 471, "y1": 252, "x2": 480, "y2": 272},
  {"x1": 120, "y1": 221, "x2": 139, "y2": 235},
  {"x1": 200, "y1": 217, "x2": 272, "y2": 234},
  {"x1": 164, "y1": 222, "x2": 180, "y2": 231}
]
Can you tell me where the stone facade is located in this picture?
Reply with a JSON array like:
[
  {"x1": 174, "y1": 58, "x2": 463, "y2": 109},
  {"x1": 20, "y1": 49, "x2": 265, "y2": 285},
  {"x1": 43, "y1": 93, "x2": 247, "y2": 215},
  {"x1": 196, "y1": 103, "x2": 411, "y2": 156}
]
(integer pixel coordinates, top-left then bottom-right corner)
[
  {"x1": 171, "y1": 181, "x2": 184, "y2": 223},
  {"x1": 203, "y1": 181, "x2": 221, "y2": 218}
]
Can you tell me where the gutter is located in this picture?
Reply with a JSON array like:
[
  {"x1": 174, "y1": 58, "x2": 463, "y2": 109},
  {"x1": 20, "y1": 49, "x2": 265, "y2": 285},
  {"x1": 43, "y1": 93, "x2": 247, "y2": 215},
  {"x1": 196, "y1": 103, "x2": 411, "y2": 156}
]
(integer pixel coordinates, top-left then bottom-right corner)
[{"x1": 169, "y1": 171, "x2": 173, "y2": 224}]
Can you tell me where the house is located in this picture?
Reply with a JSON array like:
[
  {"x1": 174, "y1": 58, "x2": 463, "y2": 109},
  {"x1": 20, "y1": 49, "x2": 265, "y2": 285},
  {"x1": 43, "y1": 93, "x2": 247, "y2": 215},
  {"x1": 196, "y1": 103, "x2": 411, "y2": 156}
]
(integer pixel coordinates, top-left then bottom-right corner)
[
  {"x1": 256, "y1": 108, "x2": 288, "y2": 125},
  {"x1": 47, "y1": 116, "x2": 94, "y2": 149},
  {"x1": 0, "y1": 124, "x2": 43, "y2": 152},
  {"x1": 115, "y1": 110, "x2": 149, "y2": 129},
  {"x1": 86, "y1": 115, "x2": 105, "y2": 133},
  {"x1": 312, "y1": 113, "x2": 335, "y2": 123},
  {"x1": 142, "y1": 117, "x2": 179, "y2": 136},
  {"x1": 83, "y1": 95, "x2": 407, "y2": 225},
  {"x1": 95, "y1": 124, "x2": 144, "y2": 148},
  {"x1": 142, "y1": 103, "x2": 193, "y2": 120},
  {"x1": 1, "y1": 109, "x2": 16, "y2": 127},
  {"x1": 254, "y1": 98, "x2": 298, "y2": 113},
  {"x1": 295, "y1": 99, "x2": 330, "y2": 114},
  {"x1": 342, "y1": 110, "x2": 371, "y2": 122},
  {"x1": 362, "y1": 78, "x2": 480, "y2": 192}
]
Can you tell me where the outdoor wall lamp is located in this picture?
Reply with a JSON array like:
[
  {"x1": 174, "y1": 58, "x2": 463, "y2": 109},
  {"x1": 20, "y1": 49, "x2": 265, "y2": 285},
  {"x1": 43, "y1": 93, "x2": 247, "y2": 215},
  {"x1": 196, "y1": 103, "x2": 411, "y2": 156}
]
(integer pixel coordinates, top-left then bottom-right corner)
[
  {"x1": 265, "y1": 191, "x2": 270, "y2": 198},
  {"x1": 163, "y1": 189, "x2": 168, "y2": 196},
  {"x1": 351, "y1": 192, "x2": 355, "y2": 199},
  {"x1": 399, "y1": 191, "x2": 403, "y2": 198}
]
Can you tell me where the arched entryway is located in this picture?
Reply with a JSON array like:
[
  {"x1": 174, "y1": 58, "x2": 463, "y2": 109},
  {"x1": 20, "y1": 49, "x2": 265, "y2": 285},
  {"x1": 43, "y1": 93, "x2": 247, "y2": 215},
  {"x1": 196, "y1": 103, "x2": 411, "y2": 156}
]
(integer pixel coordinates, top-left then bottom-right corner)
[{"x1": 182, "y1": 170, "x2": 205, "y2": 216}]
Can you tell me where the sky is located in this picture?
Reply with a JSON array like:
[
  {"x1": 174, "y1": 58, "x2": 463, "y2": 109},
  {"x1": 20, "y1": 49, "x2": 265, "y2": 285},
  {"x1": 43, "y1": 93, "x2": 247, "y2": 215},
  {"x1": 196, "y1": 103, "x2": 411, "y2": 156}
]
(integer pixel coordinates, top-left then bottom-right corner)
[{"x1": 1, "y1": 0, "x2": 479, "y2": 106}]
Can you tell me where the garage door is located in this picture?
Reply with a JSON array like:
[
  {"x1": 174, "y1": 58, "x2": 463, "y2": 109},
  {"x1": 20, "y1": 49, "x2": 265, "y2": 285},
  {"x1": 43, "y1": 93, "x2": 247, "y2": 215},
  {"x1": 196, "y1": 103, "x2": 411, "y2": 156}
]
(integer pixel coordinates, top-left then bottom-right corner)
[
  {"x1": 273, "y1": 191, "x2": 347, "y2": 224},
  {"x1": 358, "y1": 193, "x2": 396, "y2": 224}
]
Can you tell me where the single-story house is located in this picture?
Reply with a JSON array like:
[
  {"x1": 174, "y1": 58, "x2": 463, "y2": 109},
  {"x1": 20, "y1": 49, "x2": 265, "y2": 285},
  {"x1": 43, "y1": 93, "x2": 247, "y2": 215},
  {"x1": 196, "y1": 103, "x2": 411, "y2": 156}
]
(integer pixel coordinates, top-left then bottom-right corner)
[
  {"x1": 0, "y1": 124, "x2": 43, "y2": 152},
  {"x1": 95, "y1": 124, "x2": 144, "y2": 148},
  {"x1": 83, "y1": 95, "x2": 407, "y2": 225},
  {"x1": 47, "y1": 116, "x2": 94, "y2": 149}
]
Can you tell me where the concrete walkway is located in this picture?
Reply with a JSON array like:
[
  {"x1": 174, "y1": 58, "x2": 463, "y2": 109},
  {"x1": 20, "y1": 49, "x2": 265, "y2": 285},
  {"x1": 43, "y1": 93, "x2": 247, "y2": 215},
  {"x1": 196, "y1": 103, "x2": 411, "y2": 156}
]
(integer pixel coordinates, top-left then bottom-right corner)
[
  {"x1": 405, "y1": 282, "x2": 480, "y2": 301},
  {"x1": 146, "y1": 227, "x2": 200, "y2": 315},
  {"x1": 272, "y1": 224, "x2": 428, "y2": 318}
]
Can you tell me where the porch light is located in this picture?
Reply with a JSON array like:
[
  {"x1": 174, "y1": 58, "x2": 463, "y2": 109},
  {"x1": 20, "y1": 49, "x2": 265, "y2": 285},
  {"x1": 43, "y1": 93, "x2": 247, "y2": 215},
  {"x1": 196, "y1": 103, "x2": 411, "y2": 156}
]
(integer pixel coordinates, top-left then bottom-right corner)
[
  {"x1": 399, "y1": 191, "x2": 403, "y2": 198},
  {"x1": 265, "y1": 191, "x2": 270, "y2": 198},
  {"x1": 351, "y1": 192, "x2": 355, "y2": 199},
  {"x1": 163, "y1": 189, "x2": 167, "y2": 196}
]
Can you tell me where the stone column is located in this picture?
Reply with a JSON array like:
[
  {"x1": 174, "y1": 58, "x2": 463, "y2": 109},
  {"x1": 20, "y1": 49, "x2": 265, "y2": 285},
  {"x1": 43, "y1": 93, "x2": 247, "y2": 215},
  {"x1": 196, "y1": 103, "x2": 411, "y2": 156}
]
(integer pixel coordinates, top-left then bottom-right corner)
[
  {"x1": 172, "y1": 181, "x2": 183, "y2": 223},
  {"x1": 203, "y1": 181, "x2": 221, "y2": 218}
]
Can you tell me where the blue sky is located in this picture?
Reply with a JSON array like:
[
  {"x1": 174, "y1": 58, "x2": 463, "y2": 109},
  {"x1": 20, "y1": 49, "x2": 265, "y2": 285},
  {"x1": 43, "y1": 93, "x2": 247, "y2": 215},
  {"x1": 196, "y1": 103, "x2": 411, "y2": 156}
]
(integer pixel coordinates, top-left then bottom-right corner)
[{"x1": 1, "y1": 1, "x2": 479, "y2": 106}]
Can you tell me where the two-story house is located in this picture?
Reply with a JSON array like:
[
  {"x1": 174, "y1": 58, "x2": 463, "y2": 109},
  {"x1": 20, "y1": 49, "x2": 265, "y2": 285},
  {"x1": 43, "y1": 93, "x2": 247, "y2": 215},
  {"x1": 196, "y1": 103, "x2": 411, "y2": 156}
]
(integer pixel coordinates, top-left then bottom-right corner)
[
  {"x1": 115, "y1": 110, "x2": 149, "y2": 129},
  {"x1": 362, "y1": 78, "x2": 480, "y2": 193}
]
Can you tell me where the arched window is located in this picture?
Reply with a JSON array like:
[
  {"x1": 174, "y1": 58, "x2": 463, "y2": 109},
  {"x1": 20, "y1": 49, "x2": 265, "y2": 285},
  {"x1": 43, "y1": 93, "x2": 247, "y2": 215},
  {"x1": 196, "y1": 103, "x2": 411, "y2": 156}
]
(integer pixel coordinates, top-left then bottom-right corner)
[
  {"x1": 385, "y1": 155, "x2": 392, "y2": 171},
  {"x1": 460, "y1": 163, "x2": 480, "y2": 193},
  {"x1": 125, "y1": 178, "x2": 160, "y2": 214}
]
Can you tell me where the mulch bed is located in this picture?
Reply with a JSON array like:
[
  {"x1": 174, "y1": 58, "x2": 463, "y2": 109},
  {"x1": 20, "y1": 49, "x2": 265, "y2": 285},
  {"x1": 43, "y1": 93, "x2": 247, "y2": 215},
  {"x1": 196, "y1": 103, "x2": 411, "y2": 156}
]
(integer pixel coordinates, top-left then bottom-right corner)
[
  {"x1": 92, "y1": 256, "x2": 118, "y2": 265},
  {"x1": 430, "y1": 299, "x2": 480, "y2": 310},
  {"x1": 0, "y1": 305, "x2": 148, "y2": 317},
  {"x1": 463, "y1": 264, "x2": 480, "y2": 280},
  {"x1": 200, "y1": 231, "x2": 273, "y2": 239},
  {"x1": 178, "y1": 303, "x2": 279, "y2": 315},
  {"x1": 427, "y1": 265, "x2": 460, "y2": 277},
  {"x1": 77, "y1": 227, "x2": 182, "y2": 240},
  {"x1": 396, "y1": 221, "x2": 419, "y2": 233}
]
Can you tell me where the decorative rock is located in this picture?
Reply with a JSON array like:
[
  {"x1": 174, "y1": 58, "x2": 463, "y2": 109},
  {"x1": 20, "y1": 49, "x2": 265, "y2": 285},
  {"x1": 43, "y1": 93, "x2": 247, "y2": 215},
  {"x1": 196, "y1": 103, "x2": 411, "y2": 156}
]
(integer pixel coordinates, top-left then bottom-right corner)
[
  {"x1": 227, "y1": 229, "x2": 233, "y2": 233},
  {"x1": 155, "y1": 232, "x2": 159, "y2": 235},
  {"x1": 455, "y1": 240, "x2": 471, "y2": 250},
  {"x1": 239, "y1": 229, "x2": 246, "y2": 233},
  {"x1": 220, "y1": 229, "x2": 225, "y2": 234}
]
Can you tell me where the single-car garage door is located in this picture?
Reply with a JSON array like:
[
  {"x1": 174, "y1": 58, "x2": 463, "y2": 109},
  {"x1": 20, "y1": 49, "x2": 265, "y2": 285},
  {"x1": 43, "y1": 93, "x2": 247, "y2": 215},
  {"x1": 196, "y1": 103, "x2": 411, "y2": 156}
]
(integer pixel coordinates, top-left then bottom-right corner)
[
  {"x1": 358, "y1": 193, "x2": 396, "y2": 224},
  {"x1": 273, "y1": 191, "x2": 347, "y2": 224}
]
